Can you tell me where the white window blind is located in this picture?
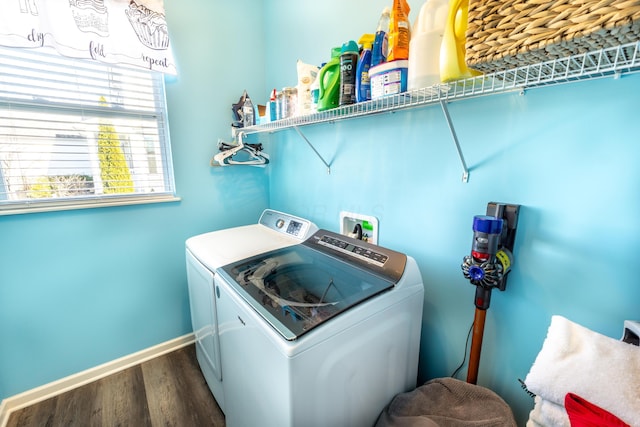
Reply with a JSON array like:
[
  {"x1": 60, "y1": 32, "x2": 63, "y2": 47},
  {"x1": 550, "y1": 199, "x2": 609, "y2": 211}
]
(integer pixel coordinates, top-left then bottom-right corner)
[{"x1": 0, "y1": 45, "x2": 177, "y2": 215}]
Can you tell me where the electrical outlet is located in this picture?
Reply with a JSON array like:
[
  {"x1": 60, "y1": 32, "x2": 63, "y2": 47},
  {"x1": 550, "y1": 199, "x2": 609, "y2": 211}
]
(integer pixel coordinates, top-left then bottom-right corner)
[{"x1": 340, "y1": 211, "x2": 379, "y2": 245}]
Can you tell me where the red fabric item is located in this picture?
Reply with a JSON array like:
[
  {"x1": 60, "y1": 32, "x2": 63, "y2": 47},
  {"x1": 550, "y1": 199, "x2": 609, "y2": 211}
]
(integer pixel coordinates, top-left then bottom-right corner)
[{"x1": 565, "y1": 393, "x2": 630, "y2": 427}]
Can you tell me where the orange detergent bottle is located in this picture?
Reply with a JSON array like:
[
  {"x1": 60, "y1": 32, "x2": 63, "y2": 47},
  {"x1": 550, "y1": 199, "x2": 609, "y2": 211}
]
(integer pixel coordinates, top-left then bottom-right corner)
[{"x1": 388, "y1": 0, "x2": 411, "y2": 61}]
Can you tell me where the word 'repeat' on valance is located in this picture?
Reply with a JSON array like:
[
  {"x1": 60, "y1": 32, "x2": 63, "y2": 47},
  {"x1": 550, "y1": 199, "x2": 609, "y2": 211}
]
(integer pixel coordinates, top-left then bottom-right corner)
[{"x1": 0, "y1": 0, "x2": 176, "y2": 74}]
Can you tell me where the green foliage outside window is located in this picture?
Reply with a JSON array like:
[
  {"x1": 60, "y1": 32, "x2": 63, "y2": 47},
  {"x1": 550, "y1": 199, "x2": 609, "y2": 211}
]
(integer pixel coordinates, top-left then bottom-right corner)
[
  {"x1": 98, "y1": 97, "x2": 134, "y2": 194},
  {"x1": 28, "y1": 175, "x2": 94, "y2": 198}
]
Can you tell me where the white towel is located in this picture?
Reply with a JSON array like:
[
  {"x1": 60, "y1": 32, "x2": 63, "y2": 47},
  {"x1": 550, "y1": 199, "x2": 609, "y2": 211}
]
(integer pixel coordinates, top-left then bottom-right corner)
[
  {"x1": 526, "y1": 396, "x2": 570, "y2": 427},
  {"x1": 525, "y1": 315, "x2": 640, "y2": 426}
]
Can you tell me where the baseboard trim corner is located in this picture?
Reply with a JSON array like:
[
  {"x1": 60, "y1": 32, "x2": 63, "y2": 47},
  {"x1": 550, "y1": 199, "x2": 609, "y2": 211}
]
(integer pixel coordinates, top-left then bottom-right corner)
[{"x1": 0, "y1": 333, "x2": 194, "y2": 427}]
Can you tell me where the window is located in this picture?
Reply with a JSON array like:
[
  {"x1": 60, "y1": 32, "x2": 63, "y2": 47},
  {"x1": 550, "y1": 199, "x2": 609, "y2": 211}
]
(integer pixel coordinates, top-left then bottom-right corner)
[{"x1": 0, "y1": 46, "x2": 177, "y2": 215}]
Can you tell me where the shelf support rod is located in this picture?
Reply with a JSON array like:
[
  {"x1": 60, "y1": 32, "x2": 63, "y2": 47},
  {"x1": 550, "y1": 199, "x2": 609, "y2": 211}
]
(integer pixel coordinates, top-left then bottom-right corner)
[
  {"x1": 294, "y1": 125, "x2": 331, "y2": 174},
  {"x1": 440, "y1": 100, "x2": 469, "y2": 183}
]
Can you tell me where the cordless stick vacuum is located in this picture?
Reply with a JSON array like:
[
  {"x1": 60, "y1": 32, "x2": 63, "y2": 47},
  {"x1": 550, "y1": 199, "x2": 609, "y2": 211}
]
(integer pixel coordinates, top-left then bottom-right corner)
[{"x1": 461, "y1": 203, "x2": 519, "y2": 384}]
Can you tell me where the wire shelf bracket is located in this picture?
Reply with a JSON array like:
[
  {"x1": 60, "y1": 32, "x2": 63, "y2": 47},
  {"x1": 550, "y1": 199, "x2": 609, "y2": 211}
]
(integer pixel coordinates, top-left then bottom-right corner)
[
  {"x1": 440, "y1": 100, "x2": 469, "y2": 183},
  {"x1": 293, "y1": 126, "x2": 331, "y2": 174}
]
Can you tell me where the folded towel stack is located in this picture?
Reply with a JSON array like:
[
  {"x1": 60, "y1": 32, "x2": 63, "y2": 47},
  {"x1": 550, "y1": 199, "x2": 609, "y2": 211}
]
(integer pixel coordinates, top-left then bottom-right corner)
[{"x1": 524, "y1": 315, "x2": 640, "y2": 426}]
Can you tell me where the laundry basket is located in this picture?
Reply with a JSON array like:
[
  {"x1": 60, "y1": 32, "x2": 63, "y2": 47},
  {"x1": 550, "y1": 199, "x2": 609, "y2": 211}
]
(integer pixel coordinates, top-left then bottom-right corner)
[
  {"x1": 465, "y1": 0, "x2": 640, "y2": 73},
  {"x1": 375, "y1": 377, "x2": 517, "y2": 426}
]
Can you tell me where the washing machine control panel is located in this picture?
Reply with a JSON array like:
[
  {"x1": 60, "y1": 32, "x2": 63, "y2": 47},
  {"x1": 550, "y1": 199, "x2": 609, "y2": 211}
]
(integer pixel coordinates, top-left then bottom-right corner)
[
  {"x1": 304, "y1": 229, "x2": 407, "y2": 284},
  {"x1": 317, "y1": 234, "x2": 389, "y2": 267},
  {"x1": 259, "y1": 209, "x2": 318, "y2": 240}
]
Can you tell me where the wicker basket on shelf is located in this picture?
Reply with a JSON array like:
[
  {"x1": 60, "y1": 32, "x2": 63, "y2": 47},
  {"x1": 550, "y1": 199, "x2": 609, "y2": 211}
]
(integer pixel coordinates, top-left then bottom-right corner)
[{"x1": 465, "y1": 0, "x2": 640, "y2": 73}]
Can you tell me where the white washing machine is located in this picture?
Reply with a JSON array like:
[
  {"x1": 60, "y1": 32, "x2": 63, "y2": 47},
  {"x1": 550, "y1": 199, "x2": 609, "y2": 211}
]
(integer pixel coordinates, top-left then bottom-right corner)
[
  {"x1": 214, "y1": 228, "x2": 424, "y2": 427},
  {"x1": 185, "y1": 209, "x2": 318, "y2": 412}
]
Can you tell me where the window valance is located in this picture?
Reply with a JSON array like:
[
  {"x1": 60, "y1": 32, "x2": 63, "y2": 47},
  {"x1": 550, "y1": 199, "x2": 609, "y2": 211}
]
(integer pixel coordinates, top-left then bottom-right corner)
[{"x1": 0, "y1": 0, "x2": 176, "y2": 74}]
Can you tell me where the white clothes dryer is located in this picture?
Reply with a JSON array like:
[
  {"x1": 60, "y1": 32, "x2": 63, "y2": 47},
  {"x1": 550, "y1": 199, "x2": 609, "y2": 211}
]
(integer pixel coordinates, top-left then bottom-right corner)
[{"x1": 185, "y1": 209, "x2": 318, "y2": 412}]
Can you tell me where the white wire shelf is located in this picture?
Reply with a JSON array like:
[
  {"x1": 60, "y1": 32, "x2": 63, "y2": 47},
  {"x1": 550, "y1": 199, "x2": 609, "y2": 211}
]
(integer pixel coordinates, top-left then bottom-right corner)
[{"x1": 242, "y1": 41, "x2": 640, "y2": 135}]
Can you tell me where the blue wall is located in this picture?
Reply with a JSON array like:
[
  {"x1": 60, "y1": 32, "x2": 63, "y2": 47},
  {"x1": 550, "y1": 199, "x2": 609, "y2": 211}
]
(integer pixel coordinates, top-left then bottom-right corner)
[
  {"x1": 0, "y1": 0, "x2": 268, "y2": 401},
  {"x1": 257, "y1": 0, "x2": 640, "y2": 424},
  {"x1": 1, "y1": 1, "x2": 638, "y2": 426}
]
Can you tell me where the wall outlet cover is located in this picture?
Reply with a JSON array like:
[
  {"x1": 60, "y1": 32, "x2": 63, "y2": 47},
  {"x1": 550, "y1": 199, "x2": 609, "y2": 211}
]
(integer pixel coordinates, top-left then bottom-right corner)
[{"x1": 340, "y1": 211, "x2": 379, "y2": 245}]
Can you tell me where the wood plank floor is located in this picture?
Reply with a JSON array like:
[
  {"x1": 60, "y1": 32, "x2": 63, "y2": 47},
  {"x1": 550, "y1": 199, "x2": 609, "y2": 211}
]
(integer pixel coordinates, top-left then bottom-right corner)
[{"x1": 6, "y1": 344, "x2": 226, "y2": 427}]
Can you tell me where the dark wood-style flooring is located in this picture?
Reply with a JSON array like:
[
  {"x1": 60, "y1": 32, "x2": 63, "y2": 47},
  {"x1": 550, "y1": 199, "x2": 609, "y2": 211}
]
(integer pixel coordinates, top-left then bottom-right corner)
[{"x1": 6, "y1": 344, "x2": 225, "y2": 427}]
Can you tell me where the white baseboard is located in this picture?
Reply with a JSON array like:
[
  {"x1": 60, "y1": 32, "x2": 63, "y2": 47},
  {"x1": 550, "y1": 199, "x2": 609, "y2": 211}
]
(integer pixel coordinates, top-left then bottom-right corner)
[{"x1": 0, "y1": 333, "x2": 195, "y2": 427}]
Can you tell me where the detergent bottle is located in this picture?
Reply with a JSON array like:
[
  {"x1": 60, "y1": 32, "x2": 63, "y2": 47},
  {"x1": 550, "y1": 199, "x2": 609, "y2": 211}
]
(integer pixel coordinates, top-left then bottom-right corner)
[
  {"x1": 356, "y1": 34, "x2": 375, "y2": 102},
  {"x1": 339, "y1": 40, "x2": 359, "y2": 106},
  {"x1": 407, "y1": 0, "x2": 449, "y2": 90},
  {"x1": 317, "y1": 48, "x2": 341, "y2": 111},
  {"x1": 440, "y1": 0, "x2": 482, "y2": 82},
  {"x1": 372, "y1": 7, "x2": 390, "y2": 67},
  {"x1": 388, "y1": 0, "x2": 411, "y2": 62}
]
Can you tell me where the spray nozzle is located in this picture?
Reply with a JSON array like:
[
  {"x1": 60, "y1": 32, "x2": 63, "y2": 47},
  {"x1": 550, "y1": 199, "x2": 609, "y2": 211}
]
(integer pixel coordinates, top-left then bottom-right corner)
[{"x1": 358, "y1": 34, "x2": 375, "y2": 49}]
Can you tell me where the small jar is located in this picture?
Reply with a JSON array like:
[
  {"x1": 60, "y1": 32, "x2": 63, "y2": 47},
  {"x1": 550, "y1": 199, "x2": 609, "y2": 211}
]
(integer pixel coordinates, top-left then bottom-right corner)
[{"x1": 281, "y1": 87, "x2": 298, "y2": 118}]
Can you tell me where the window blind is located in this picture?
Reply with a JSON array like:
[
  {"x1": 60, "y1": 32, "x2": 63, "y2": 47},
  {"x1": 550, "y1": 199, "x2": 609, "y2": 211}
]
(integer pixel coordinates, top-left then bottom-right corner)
[{"x1": 0, "y1": 45, "x2": 177, "y2": 215}]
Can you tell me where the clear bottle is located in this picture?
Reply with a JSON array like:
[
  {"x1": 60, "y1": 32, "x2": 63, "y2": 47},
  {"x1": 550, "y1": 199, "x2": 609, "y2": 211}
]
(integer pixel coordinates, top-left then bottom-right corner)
[
  {"x1": 276, "y1": 91, "x2": 283, "y2": 120},
  {"x1": 281, "y1": 87, "x2": 298, "y2": 118}
]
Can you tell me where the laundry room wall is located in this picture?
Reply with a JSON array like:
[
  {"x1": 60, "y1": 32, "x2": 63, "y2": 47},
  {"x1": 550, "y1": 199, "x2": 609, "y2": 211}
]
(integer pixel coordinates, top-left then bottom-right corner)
[
  {"x1": 257, "y1": 0, "x2": 640, "y2": 424},
  {"x1": 0, "y1": 0, "x2": 268, "y2": 401},
  {"x1": 2, "y1": 1, "x2": 638, "y2": 425}
]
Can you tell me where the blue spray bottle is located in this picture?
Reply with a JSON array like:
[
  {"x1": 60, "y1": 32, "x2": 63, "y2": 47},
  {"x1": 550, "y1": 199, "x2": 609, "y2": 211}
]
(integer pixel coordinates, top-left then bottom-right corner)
[
  {"x1": 356, "y1": 34, "x2": 374, "y2": 102},
  {"x1": 371, "y1": 7, "x2": 390, "y2": 67}
]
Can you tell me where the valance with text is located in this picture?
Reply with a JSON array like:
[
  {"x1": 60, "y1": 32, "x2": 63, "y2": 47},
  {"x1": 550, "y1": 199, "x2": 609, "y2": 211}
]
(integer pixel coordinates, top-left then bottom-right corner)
[{"x1": 0, "y1": 0, "x2": 176, "y2": 74}]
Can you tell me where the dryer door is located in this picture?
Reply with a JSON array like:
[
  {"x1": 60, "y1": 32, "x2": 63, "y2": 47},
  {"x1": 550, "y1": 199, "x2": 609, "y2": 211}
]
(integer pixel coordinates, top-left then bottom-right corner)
[{"x1": 186, "y1": 249, "x2": 222, "y2": 382}]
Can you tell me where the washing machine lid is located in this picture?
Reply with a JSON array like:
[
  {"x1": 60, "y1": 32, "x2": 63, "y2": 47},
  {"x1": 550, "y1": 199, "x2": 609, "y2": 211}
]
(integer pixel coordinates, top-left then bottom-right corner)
[
  {"x1": 218, "y1": 229, "x2": 407, "y2": 340},
  {"x1": 186, "y1": 209, "x2": 319, "y2": 270}
]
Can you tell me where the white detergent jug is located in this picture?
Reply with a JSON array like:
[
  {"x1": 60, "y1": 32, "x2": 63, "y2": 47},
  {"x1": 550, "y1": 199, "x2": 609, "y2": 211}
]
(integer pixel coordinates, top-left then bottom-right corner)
[{"x1": 407, "y1": 0, "x2": 450, "y2": 91}]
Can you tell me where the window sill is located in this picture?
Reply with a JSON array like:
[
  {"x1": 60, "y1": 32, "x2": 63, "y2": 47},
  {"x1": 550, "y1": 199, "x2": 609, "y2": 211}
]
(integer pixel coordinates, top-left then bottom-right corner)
[{"x1": 0, "y1": 194, "x2": 181, "y2": 216}]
